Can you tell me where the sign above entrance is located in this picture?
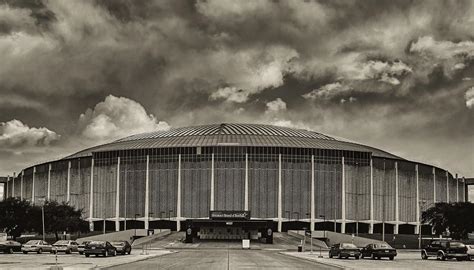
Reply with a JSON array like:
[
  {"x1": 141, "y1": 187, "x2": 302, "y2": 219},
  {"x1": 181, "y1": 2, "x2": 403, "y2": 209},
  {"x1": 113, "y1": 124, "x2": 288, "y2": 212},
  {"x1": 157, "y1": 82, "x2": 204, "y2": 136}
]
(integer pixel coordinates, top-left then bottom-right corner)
[{"x1": 210, "y1": 211, "x2": 250, "y2": 220}]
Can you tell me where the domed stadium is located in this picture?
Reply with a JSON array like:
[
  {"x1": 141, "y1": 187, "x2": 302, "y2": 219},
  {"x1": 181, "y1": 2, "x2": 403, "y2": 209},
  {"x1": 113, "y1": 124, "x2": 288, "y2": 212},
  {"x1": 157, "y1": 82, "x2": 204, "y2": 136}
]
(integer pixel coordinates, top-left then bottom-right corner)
[{"x1": 3, "y1": 123, "x2": 466, "y2": 237}]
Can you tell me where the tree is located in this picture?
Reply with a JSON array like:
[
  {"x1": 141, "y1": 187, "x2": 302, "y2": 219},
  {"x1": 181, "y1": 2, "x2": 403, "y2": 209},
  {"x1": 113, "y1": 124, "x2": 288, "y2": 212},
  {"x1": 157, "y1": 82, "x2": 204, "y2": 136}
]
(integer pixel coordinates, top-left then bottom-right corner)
[
  {"x1": 41, "y1": 201, "x2": 89, "y2": 240},
  {"x1": 0, "y1": 198, "x2": 35, "y2": 239},
  {"x1": 0, "y1": 198, "x2": 89, "y2": 240},
  {"x1": 422, "y1": 202, "x2": 474, "y2": 239}
]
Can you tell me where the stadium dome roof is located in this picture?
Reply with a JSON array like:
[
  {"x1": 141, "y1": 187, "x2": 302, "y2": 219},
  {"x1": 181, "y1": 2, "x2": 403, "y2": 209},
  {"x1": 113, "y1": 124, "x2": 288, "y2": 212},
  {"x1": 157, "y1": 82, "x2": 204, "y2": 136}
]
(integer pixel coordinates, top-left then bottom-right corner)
[{"x1": 65, "y1": 123, "x2": 402, "y2": 159}]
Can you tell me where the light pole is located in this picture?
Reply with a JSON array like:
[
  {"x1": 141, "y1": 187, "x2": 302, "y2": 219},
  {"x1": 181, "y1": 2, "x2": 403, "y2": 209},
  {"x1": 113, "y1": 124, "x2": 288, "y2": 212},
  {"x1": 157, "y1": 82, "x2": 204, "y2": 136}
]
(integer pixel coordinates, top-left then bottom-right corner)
[
  {"x1": 38, "y1": 197, "x2": 46, "y2": 241},
  {"x1": 134, "y1": 213, "x2": 140, "y2": 239},
  {"x1": 318, "y1": 215, "x2": 325, "y2": 258},
  {"x1": 418, "y1": 200, "x2": 427, "y2": 249}
]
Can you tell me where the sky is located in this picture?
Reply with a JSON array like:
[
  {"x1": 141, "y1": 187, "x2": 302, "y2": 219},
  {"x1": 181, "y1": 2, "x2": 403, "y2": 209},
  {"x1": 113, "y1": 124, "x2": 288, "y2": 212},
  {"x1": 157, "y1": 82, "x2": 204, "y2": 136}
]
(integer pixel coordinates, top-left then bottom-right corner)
[{"x1": 0, "y1": 0, "x2": 473, "y2": 181}]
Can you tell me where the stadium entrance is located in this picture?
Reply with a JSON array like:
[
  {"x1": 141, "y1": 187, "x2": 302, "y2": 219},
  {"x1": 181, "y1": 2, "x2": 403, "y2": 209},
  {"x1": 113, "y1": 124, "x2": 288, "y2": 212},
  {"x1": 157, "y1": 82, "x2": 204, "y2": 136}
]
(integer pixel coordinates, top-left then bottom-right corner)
[{"x1": 184, "y1": 211, "x2": 276, "y2": 244}]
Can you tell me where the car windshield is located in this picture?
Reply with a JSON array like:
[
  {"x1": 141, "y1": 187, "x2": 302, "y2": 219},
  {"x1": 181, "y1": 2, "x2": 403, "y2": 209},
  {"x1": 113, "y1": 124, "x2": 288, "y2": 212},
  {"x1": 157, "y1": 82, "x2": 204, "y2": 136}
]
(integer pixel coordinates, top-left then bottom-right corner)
[
  {"x1": 89, "y1": 241, "x2": 105, "y2": 245},
  {"x1": 341, "y1": 243, "x2": 357, "y2": 249},
  {"x1": 25, "y1": 240, "x2": 40, "y2": 245},
  {"x1": 111, "y1": 242, "x2": 125, "y2": 246},
  {"x1": 55, "y1": 241, "x2": 69, "y2": 245},
  {"x1": 450, "y1": 242, "x2": 465, "y2": 247}
]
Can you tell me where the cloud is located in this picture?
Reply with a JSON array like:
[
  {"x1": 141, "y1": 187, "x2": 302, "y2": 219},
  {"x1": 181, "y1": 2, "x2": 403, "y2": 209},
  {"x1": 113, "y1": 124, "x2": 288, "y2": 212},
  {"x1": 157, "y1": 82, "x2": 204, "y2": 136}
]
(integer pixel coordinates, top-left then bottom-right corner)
[
  {"x1": 210, "y1": 87, "x2": 248, "y2": 103},
  {"x1": 302, "y1": 82, "x2": 351, "y2": 100},
  {"x1": 78, "y1": 95, "x2": 170, "y2": 141},
  {"x1": 0, "y1": 119, "x2": 60, "y2": 148},
  {"x1": 409, "y1": 36, "x2": 474, "y2": 60},
  {"x1": 340, "y1": 59, "x2": 412, "y2": 85},
  {"x1": 466, "y1": 87, "x2": 474, "y2": 109},
  {"x1": 265, "y1": 98, "x2": 287, "y2": 113}
]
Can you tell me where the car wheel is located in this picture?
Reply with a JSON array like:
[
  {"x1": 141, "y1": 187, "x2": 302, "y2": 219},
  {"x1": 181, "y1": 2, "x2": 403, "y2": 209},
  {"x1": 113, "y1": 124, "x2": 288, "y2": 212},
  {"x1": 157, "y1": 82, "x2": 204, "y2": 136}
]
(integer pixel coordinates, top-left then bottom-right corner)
[
  {"x1": 23, "y1": 251, "x2": 27, "y2": 254},
  {"x1": 113, "y1": 250, "x2": 117, "y2": 256},
  {"x1": 338, "y1": 253, "x2": 342, "y2": 259},
  {"x1": 421, "y1": 251, "x2": 428, "y2": 260},
  {"x1": 85, "y1": 254, "x2": 89, "y2": 257},
  {"x1": 389, "y1": 256, "x2": 394, "y2": 261},
  {"x1": 437, "y1": 252, "x2": 446, "y2": 261},
  {"x1": 355, "y1": 256, "x2": 359, "y2": 260},
  {"x1": 371, "y1": 253, "x2": 375, "y2": 260},
  {"x1": 9, "y1": 248, "x2": 14, "y2": 254},
  {"x1": 66, "y1": 249, "x2": 71, "y2": 254},
  {"x1": 37, "y1": 248, "x2": 43, "y2": 254}
]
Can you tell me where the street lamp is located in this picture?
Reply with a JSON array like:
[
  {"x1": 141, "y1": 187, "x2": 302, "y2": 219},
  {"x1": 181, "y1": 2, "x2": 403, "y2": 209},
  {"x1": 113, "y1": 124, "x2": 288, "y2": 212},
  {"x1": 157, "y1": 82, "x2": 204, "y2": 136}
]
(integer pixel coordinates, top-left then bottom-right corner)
[
  {"x1": 318, "y1": 215, "x2": 326, "y2": 258},
  {"x1": 418, "y1": 200, "x2": 427, "y2": 249},
  {"x1": 134, "y1": 214, "x2": 140, "y2": 238},
  {"x1": 38, "y1": 197, "x2": 46, "y2": 241}
]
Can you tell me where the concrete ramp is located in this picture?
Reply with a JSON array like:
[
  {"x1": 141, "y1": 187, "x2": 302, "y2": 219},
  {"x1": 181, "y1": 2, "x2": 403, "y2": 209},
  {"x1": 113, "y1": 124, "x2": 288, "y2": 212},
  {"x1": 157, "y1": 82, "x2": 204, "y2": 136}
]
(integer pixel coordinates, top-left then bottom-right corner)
[
  {"x1": 77, "y1": 229, "x2": 169, "y2": 244},
  {"x1": 287, "y1": 231, "x2": 329, "y2": 249}
]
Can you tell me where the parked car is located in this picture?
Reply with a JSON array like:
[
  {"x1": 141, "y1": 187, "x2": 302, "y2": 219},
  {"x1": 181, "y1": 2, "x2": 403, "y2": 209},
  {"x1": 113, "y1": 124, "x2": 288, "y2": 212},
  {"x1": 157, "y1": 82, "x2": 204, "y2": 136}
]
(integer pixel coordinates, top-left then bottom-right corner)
[
  {"x1": 84, "y1": 241, "x2": 117, "y2": 257},
  {"x1": 21, "y1": 240, "x2": 53, "y2": 254},
  {"x1": 360, "y1": 243, "x2": 397, "y2": 260},
  {"x1": 466, "y1": 244, "x2": 474, "y2": 261},
  {"x1": 110, "y1": 241, "x2": 132, "y2": 255},
  {"x1": 421, "y1": 239, "x2": 468, "y2": 261},
  {"x1": 329, "y1": 243, "x2": 361, "y2": 259},
  {"x1": 0, "y1": 241, "x2": 22, "y2": 254},
  {"x1": 78, "y1": 240, "x2": 91, "y2": 255},
  {"x1": 52, "y1": 240, "x2": 79, "y2": 254}
]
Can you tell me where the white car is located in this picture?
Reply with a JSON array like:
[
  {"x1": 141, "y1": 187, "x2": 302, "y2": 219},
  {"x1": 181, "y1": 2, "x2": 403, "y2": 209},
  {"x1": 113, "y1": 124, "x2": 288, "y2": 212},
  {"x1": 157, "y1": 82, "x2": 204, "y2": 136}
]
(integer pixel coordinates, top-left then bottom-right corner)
[
  {"x1": 21, "y1": 240, "x2": 53, "y2": 254},
  {"x1": 467, "y1": 245, "x2": 474, "y2": 261}
]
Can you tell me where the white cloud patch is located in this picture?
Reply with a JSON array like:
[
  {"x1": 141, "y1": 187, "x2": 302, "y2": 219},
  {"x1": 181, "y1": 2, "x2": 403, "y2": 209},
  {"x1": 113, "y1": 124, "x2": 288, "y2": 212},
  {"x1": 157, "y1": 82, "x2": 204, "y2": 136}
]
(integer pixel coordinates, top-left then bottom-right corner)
[
  {"x1": 341, "y1": 59, "x2": 412, "y2": 85},
  {"x1": 302, "y1": 82, "x2": 352, "y2": 100},
  {"x1": 410, "y1": 36, "x2": 474, "y2": 60},
  {"x1": 265, "y1": 98, "x2": 287, "y2": 113},
  {"x1": 465, "y1": 87, "x2": 474, "y2": 109},
  {"x1": 0, "y1": 119, "x2": 60, "y2": 148},
  {"x1": 210, "y1": 87, "x2": 249, "y2": 103},
  {"x1": 78, "y1": 95, "x2": 170, "y2": 141}
]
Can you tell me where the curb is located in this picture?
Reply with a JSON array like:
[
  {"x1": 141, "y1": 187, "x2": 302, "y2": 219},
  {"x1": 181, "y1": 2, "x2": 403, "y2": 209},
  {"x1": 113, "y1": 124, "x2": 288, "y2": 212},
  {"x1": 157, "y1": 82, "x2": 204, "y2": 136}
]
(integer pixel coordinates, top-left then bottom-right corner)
[
  {"x1": 97, "y1": 251, "x2": 177, "y2": 269},
  {"x1": 279, "y1": 252, "x2": 347, "y2": 270}
]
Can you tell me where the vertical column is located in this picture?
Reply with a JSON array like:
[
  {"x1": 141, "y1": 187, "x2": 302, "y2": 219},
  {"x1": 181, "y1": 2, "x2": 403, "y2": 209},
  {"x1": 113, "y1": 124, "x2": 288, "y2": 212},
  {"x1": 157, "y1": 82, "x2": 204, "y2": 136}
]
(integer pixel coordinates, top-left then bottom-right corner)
[
  {"x1": 6, "y1": 176, "x2": 9, "y2": 199},
  {"x1": 12, "y1": 174, "x2": 15, "y2": 198},
  {"x1": 456, "y1": 174, "x2": 459, "y2": 202},
  {"x1": 115, "y1": 156, "x2": 120, "y2": 232},
  {"x1": 415, "y1": 164, "x2": 420, "y2": 234},
  {"x1": 144, "y1": 155, "x2": 150, "y2": 230},
  {"x1": 369, "y1": 158, "x2": 374, "y2": 234},
  {"x1": 32, "y1": 167, "x2": 36, "y2": 204},
  {"x1": 47, "y1": 164, "x2": 51, "y2": 200},
  {"x1": 394, "y1": 162, "x2": 399, "y2": 234},
  {"x1": 277, "y1": 153, "x2": 282, "y2": 232},
  {"x1": 176, "y1": 154, "x2": 182, "y2": 232},
  {"x1": 446, "y1": 171, "x2": 449, "y2": 202},
  {"x1": 341, "y1": 156, "x2": 346, "y2": 234},
  {"x1": 89, "y1": 158, "x2": 95, "y2": 231},
  {"x1": 20, "y1": 171, "x2": 23, "y2": 200},
  {"x1": 463, "y1": 177, "x2": 466, "y2": 202},
  {"x1": 310, "y1": 155, "x2": 315, "y2": 232},
  {"x1": 210, "y1": 153, "x2": 215, "y2": 211},
  {"x1": 244, "y1": 153, "x2": 249, "y2": 211},
  {"x1": 433, "y1": 167, "x2": 436, "y2": 203},
  {"x1": 66, "y1": 161, "x2": 71, "y2": 202}
]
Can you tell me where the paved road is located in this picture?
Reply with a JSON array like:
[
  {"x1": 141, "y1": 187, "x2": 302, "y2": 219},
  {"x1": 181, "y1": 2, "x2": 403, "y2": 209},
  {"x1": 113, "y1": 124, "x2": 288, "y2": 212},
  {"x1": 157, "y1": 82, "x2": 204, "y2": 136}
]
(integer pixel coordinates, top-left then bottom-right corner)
[{"x1": 109, "y1": 249, "x2": 339, "y2": 270}]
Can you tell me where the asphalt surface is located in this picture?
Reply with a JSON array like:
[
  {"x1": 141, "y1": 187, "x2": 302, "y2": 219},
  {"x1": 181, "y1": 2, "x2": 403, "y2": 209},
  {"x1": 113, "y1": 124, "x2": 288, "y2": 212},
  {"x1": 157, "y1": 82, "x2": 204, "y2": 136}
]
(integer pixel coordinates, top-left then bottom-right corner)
[{"x1": 109, "y1": 249, "x2": 339, "y2": 270}]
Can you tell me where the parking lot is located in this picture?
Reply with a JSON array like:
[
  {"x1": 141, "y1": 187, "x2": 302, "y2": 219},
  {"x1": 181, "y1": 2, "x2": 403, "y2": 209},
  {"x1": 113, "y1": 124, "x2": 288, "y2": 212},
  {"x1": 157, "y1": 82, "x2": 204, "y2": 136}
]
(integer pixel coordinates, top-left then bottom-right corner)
[
  {"x1": 0, "y1": 249, "x2": 173, "y2": 269},
  {"x1": 283, "y1": 250, "x2": 473, "y2": 269}
]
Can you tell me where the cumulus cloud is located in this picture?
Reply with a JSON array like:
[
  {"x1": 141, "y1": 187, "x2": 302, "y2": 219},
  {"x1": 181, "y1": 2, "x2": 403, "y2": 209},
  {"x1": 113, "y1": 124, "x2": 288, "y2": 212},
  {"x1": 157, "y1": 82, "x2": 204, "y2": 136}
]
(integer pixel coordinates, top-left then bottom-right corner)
[
  {"x1": 410, "y1": 36, "x2": 474, "y2": 60},
  {"x1": 0, "y1": 119, "x2": 60, "y2": 148},
  {"x1": 340, "y1": 59, "x2": 412, "y2": 85},
  {"x1": 210, "y1": 87, "x2": 248, "y2": 103},
  {"x1": 466, "y1": 87, "x2": 474, "y2": 109},
  {"x1": 265, "y1": 98, "x2": 287, "y2": 113},
  {"x1": 78, "y1": 95, "x2": 170, "y2": 141}
]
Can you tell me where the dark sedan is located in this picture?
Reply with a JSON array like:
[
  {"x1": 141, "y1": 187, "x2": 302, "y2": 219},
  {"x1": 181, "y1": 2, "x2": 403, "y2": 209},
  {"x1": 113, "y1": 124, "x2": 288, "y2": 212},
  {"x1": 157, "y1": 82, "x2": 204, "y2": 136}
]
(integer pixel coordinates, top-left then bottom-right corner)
[
  {"x1": 360, "y1": 243, "x2": 397, "y2": 260},
  {"x1": 111, "y1": 241, "x2": 132, "y2": 255},
  {"x1": 0, "y1": 241, "x2": 22, "y2": 254},
  {"x1": 329, "y1": 243, "x2": 361, "y2": 259},
  {"x1": 84, "y1": 241, "x2": 117, "y2": 257}
]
